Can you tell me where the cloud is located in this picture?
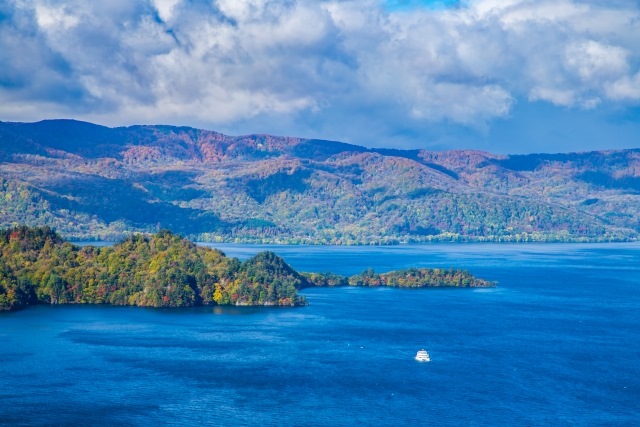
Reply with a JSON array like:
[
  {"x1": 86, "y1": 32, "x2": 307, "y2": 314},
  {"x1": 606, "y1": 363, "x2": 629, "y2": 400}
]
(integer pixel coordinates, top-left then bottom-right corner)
[{"x1": 0, "y1": 0, "x2": 639, "y2": 150}]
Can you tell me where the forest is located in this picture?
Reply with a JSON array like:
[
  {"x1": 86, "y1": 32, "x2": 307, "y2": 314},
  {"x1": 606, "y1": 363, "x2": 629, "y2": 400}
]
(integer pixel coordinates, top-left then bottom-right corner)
[
  {"x1": 1, "y1": 120, "x2": 638, "y2": 244},
  {"x1": 0, "y1": 226, "x2": 494, "y2": 311}
]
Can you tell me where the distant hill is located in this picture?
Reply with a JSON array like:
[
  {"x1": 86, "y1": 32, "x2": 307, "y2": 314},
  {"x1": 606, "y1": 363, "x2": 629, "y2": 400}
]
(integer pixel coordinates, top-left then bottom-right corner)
[{"x1": 1, "y1": 119, "x2": 638, "y2": 243}]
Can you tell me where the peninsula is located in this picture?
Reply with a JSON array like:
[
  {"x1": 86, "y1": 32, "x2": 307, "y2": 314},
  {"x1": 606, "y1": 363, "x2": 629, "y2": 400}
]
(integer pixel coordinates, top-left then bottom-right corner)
[{"x1": 0, "y1": 226, "x2": 495, "y2": 311}]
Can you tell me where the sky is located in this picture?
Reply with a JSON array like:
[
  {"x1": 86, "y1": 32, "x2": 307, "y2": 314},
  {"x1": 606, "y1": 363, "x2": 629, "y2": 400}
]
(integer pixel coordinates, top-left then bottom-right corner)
[{"x1": 1, "y1": 0, "x2": 639, "y2": 154}]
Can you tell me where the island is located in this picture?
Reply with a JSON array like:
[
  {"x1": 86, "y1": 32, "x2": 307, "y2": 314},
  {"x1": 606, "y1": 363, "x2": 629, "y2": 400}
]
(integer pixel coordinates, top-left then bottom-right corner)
[{"x1": 0, "y1": 226, "x2": 495, "y2": 311}]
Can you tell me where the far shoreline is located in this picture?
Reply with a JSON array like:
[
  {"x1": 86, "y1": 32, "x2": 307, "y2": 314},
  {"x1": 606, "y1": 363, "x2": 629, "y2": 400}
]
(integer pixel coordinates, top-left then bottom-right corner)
[{"x1": 71, "y1": 239, "x2": 640, "y2": 249}]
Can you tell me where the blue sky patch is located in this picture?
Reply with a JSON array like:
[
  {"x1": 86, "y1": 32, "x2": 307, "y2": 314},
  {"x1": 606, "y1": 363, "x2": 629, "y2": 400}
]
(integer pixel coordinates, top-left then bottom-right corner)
[{"x1": 385, "y1": 0, "x2": 462, "y2": 11}]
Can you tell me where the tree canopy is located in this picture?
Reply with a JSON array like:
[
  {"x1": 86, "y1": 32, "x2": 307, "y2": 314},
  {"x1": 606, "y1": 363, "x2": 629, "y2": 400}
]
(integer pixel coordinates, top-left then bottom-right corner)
[
  {"x1": 0, "y1": 226, "x2": 494, "y2": 312},
  {"x1": 0, "y1": 226, "x2": 307, "y2": 310}
]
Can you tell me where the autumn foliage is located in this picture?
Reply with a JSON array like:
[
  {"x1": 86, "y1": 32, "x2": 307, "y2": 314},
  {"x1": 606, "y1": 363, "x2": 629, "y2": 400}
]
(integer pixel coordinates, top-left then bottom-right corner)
[{"x1": 0, "y1": 226, "x2": 307, "y2": 311}]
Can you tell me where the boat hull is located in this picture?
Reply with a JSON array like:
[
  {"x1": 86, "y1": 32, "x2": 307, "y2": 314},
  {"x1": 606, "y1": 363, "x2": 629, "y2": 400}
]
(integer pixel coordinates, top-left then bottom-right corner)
[{"x1": 415, "y1": 350, "x2": 430, "y2": 362}]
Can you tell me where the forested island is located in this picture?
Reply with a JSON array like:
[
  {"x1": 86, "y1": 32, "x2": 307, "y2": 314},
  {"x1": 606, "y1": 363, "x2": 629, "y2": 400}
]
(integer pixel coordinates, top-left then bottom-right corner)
[{"x1": 0, "y1": 226, "x2": 495, "y2": 311}]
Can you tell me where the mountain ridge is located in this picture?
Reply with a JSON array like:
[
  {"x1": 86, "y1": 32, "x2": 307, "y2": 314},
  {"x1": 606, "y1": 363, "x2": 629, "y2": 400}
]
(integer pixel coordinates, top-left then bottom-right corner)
[{"x1": 1, "y1": 119, "x2": 638, "y2": 243}]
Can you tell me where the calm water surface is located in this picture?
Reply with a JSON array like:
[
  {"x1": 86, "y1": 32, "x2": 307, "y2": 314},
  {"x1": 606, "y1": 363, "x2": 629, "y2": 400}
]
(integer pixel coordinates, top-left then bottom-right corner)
[{"x1": 1, "y1": 243, "x2": 639, "y2": 426}]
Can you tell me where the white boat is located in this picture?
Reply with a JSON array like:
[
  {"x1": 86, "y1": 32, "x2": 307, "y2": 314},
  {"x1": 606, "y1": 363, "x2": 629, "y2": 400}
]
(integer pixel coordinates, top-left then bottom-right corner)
[{"x1": 415, "y1": 349, "x2": 430, "y2": 362}]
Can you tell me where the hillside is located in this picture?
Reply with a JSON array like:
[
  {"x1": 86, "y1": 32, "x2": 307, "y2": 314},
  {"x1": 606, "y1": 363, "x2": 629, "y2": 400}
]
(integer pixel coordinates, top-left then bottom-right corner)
[
  {"x1": 0, "y1": 119, "x2": 638, "y2": 243},
  {"x1": 0, "y1": 226, "x2": 309, "y2": 310}
]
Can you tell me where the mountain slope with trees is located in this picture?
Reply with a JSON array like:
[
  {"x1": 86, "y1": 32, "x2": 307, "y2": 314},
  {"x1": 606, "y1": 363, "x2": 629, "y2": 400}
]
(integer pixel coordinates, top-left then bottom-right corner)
[{"x1": 0, "y1": 119, "x2": 638, "y2": 243}]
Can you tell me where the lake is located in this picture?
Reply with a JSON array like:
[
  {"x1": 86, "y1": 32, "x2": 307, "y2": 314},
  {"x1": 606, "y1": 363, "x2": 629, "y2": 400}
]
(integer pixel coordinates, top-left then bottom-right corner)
[{"x1": 1, "y1": 243, "x2": 639, "y2": 425}]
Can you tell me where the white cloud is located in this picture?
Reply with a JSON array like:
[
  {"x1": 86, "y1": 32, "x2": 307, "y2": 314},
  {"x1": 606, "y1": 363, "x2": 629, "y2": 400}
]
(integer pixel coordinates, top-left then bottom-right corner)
[
  {"x1": 565, "y1": 41, "x2": 629, "y2": 82},
  {"x1": 152, "y1": 0, "x2": 182, "y2": 22},
  {"x1": 34, "y1": 4, "x2": 79, "y2": 30},
  {"x1": 0, "y1": 0, "x2": 639, "y2": 147},
  {"x1": 606, "y1": 72, "x2": 640, "y2": 101}
]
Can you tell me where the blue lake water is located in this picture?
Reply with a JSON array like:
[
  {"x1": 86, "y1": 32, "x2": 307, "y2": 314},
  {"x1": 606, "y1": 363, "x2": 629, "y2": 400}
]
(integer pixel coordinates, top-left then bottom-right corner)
[{"x1": 1, "y1": 243, "x2": 639, "y2": 426}]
